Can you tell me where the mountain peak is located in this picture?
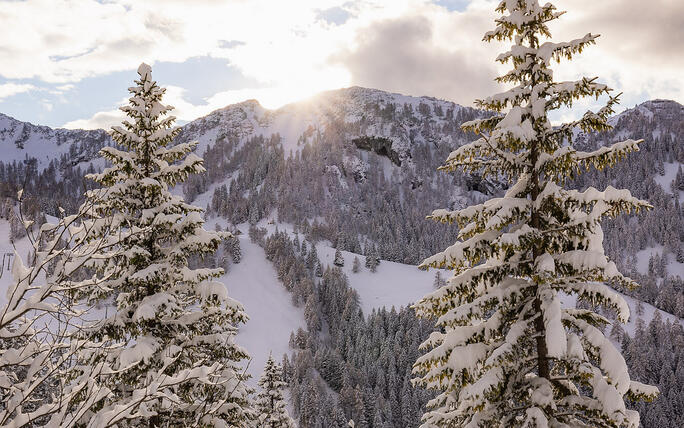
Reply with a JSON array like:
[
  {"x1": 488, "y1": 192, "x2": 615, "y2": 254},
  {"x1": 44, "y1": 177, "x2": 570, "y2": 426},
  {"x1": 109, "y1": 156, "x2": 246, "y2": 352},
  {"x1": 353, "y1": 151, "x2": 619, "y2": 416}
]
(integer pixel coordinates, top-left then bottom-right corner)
[
  {"x1": 638, "y1": 99, "x2": 682, "y2": 108},
  {"x1": 618, "y1": 98, "x2": 684, "y2": 122}
]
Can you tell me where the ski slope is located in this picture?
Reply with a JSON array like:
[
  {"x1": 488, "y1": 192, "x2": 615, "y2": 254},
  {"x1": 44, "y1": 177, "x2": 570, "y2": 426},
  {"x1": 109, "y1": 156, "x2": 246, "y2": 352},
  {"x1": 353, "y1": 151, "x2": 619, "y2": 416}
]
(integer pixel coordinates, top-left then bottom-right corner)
[
  {"x1": 206, "y1": 219, "x2": 307, "y2": 384},
  {"x1": 222, "y1": 232, "x2": 306, "y2": 384}
]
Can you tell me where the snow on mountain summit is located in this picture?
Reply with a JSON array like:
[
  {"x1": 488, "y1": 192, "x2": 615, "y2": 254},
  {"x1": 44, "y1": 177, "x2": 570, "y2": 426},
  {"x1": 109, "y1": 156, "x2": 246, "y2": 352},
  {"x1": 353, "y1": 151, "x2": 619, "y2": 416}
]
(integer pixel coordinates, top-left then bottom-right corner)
[
  {"x1": 0, "y1": 86, "x2": 470, "y2": 175},
  {"x1": 1, "y1": 88, "x2": 680, "y2": 184},
  {"x1": 177, "y1": 86, "x2": 470, "y2": 160},
  {"x1": 616, "y1": 98, "x2": 683, "y2": 123},
  {"x1": 0, "y1": 111, "x2": 109, "y2": 169}
]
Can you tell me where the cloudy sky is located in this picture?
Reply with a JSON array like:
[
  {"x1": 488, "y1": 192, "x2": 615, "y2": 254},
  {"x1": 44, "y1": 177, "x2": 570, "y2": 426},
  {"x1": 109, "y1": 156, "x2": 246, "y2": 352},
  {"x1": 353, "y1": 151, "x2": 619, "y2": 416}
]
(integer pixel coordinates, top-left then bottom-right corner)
[{"x1": 0, "y1": 0, "x2": 681, "y2": 129}]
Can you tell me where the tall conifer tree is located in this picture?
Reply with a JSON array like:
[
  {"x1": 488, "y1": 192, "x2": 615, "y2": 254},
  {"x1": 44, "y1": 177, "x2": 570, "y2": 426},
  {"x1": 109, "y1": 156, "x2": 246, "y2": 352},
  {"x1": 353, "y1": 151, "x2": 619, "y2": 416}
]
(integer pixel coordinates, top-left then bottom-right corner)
[
  {"x1": 72, "y1": 63, "x2": 253, "y2": 427},
  {"x1": 255, "y1": 354, "x2": 296, "y2": 428},
  {"x1": 413, "y1": 1, "x2": 658, "y2": 426}
]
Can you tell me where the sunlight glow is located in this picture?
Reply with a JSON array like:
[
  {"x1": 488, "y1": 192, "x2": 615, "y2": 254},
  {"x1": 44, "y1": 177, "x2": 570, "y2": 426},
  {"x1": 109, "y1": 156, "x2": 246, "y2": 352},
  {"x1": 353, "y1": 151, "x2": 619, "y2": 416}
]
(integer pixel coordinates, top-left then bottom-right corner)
[{"x1": 225, "y1": 67, "x2": 352, "y2": 110}]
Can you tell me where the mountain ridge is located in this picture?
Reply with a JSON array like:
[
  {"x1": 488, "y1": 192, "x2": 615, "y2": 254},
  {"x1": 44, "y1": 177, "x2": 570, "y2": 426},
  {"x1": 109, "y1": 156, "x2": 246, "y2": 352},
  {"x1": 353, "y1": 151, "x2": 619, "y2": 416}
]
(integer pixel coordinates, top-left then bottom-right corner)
[
  {"x1": 2, "y1": 85, "x2": 679, "y2": 179},
  {"x1": 2, "y1": 85, "x2": 680, "y2": 132}
]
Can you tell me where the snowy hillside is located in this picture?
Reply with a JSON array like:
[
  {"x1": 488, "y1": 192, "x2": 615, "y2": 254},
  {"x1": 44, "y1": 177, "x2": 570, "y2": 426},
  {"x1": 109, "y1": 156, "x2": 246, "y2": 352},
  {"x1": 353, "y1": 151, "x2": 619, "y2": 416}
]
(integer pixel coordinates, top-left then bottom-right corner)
[
  {"x1": 0, "y1": 86, "x2": 470, "y2": 184},
  {"x1": 257, "y1": 222, "x2": 436, "y2": 314},
  {"x1": 0, "y1": 112, "x2": 109, "y2": 169},
  {"x1": 2, "y1": 91, "x2": 682, "y2": 321},
  {"x1": 178, "y1": 86, "x2": 466, "y2": 160},
  {"x1": 1, "y1": 90, "x2": 680, "y2": 179},
  {"x1": 252, "y1": 222, "x2": 682, "y2": 340},
  {"x1": 0, "y1": 87, "x2": 682, "y2": 428},
  {"x1": 206, "y1": 219, "x2": 307, "y2": 384}
]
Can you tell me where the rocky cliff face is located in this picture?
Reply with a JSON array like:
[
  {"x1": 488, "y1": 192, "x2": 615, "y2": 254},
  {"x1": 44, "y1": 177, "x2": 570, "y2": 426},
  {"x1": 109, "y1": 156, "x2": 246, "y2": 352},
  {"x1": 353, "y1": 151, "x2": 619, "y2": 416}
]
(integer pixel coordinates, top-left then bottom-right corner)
[{"x1": 352, "y1": 136, "x2": 403, "y2": 166}]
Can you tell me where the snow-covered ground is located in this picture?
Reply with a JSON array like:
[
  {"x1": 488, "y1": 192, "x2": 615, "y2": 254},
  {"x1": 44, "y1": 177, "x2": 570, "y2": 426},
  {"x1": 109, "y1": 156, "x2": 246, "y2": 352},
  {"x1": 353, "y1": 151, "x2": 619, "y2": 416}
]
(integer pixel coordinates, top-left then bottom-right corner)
[
  {"x1": 0, "y1": 219, "x2": 33, "y2": 307},
  {"x1": 257, "y1": 222, "x2": 436, "y2": 314},
  {"x1": 635, "y1": 245, "x2": 664, "y2": 275},
  {"x1": 319, "y1": 239, "x2": 681, "y2": 337},
  {"x1": 317, "y1": 245, "x2": 435, "y2": 314},
  {"x1": 636, "y1": 244, "x2": 684, "y2": 278},
  {"x1": 2, "y1": 214, "x2": 683, "y2": 382},
  {"x1": 0, "y1": 218, "x2": 306, "y2": 386},
  {"x1": 223, "y1": 230, "x2": 306, "y2": 384},
  {"x1": 621, "y1": 293, "x2": 680, "y2": 336},
  {"x1": 654, "y1": 161, "x2": 684, "y2": 199}
]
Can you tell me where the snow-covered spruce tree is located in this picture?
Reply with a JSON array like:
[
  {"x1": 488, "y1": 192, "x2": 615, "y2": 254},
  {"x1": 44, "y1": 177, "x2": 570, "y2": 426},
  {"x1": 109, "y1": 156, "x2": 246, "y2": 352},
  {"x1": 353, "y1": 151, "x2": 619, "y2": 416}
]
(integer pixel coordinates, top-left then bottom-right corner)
[
  {"x1": 413, "y1": 1, "x2": 658, "y2": 427},
  {"x1": 334, "y1": 248, "x2": 345, "y2": 267},
  {"x1": 352, "y1": 256, "x2": 361, "y2": 273},
  {"x1": 71, "y1": 63, "x2": 253, "y2": 427},
  {"x1": 255, "y1": 354, "x2": 296, "y2": 428}
]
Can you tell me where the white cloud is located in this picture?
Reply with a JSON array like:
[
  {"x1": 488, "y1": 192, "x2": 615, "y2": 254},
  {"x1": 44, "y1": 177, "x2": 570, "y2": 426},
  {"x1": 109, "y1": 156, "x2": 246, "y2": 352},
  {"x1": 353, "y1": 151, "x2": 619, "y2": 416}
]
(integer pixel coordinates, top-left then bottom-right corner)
[
  {"x1": 62, "y1": 84, "x2": 241, "y2": 130},
  {"x1": 41, "y1": 100, "x2": 54, "y2": 112},
  {"x1": 0, "y1": 0, "x2": 389, "y2": 82},
  {"x1": 1, "y1": 0, "x2": 415, "y2": 113},
  {"x1": 62, "y1": 107, "x2": 125, "y2": 130},
  {"x1": 545, "y1": 0, "x2": 684, "y2": 108},
  {"x1": 0, "y1": 83, "x2": 36, "y2": 100},
  {"x1": 335, "y1": 10, "x2": 500, "y2": 106},
  {"x1": 5, "y1": 0, "x2": 683, "y2": 126},
  {"x1": 49, "y1": 84, "x2": 75, "y2": 95},
  {"x1": 340, "y1": 0, "x2": 684, "y2": 113}
]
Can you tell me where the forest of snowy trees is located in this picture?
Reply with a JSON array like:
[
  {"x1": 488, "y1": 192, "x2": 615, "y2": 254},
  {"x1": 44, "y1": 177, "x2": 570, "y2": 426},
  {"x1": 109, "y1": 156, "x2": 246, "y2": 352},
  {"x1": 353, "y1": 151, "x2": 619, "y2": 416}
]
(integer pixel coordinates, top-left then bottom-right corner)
[
  {"x1": 253, "y1": 228, "x2": 432, "y2": 427},
  {"x1": 1, "y1": 75, "x2": 683, "y2": 428},
  {"x1": 0, "y1": 0, "x2": 683, "y2": 427}
]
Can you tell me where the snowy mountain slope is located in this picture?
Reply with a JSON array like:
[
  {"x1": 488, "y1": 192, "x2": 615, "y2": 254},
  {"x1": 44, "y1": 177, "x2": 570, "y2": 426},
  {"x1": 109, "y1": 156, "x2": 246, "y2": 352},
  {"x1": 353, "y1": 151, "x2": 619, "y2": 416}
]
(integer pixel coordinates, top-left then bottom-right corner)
[
  {"x1": 175, "y1": 86, "x2": 469, "y2": 168},
  {"x1": 1, "y1": 91, "x2": 683, "y2": 427},
  {"x1": 216, "y1": 221, "x2": 306, "y2": 385},
  {"x1": 636, "y1": 244, "x2": 684, "y2": 279},
  {"x1": 318, "y1": 244, "x2": 683, "y2": 338},
  {"x1": 0, "y1": 112, "x2": 109, "y2": 170},
  {"x1": 3, "y1": 89, "x2": 678, "y2": 193},
  {"x1": 0, "y1": 86, "x2": 468, "y2": 176},
  {"x1": 224, "y1": 232, "x2": 306, "y2": 385},
  {"x1": 253, "y1": 222, "x2": 679, "y2": 342},
  {"x1": 0, "y1": 217, "x2": 306, "y2": 387},
  {"x1": 614, "y1": 99, "x2": 684, "y2": 195},
  {"x1": 4, "y1": 91, "x2": 678, "y2": 282},
  {"x1": 654, "y1": 162, "x2": 679, "y2": 193},
  {"x1": 1, "y1": 89, "x2": 683, "y2": 358},
  {"x1": 317, "y1": 245, "x2": 435, "y2": 315},
  {"x1": 0, "y1": 91, "x2": 680, "y2": 175},
  {"x1": 257, "y1": 222, "x2": 436, "y2": 314},
  {"x1": 1, "y1": 92, "x2": 682, "y2": 287}
]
